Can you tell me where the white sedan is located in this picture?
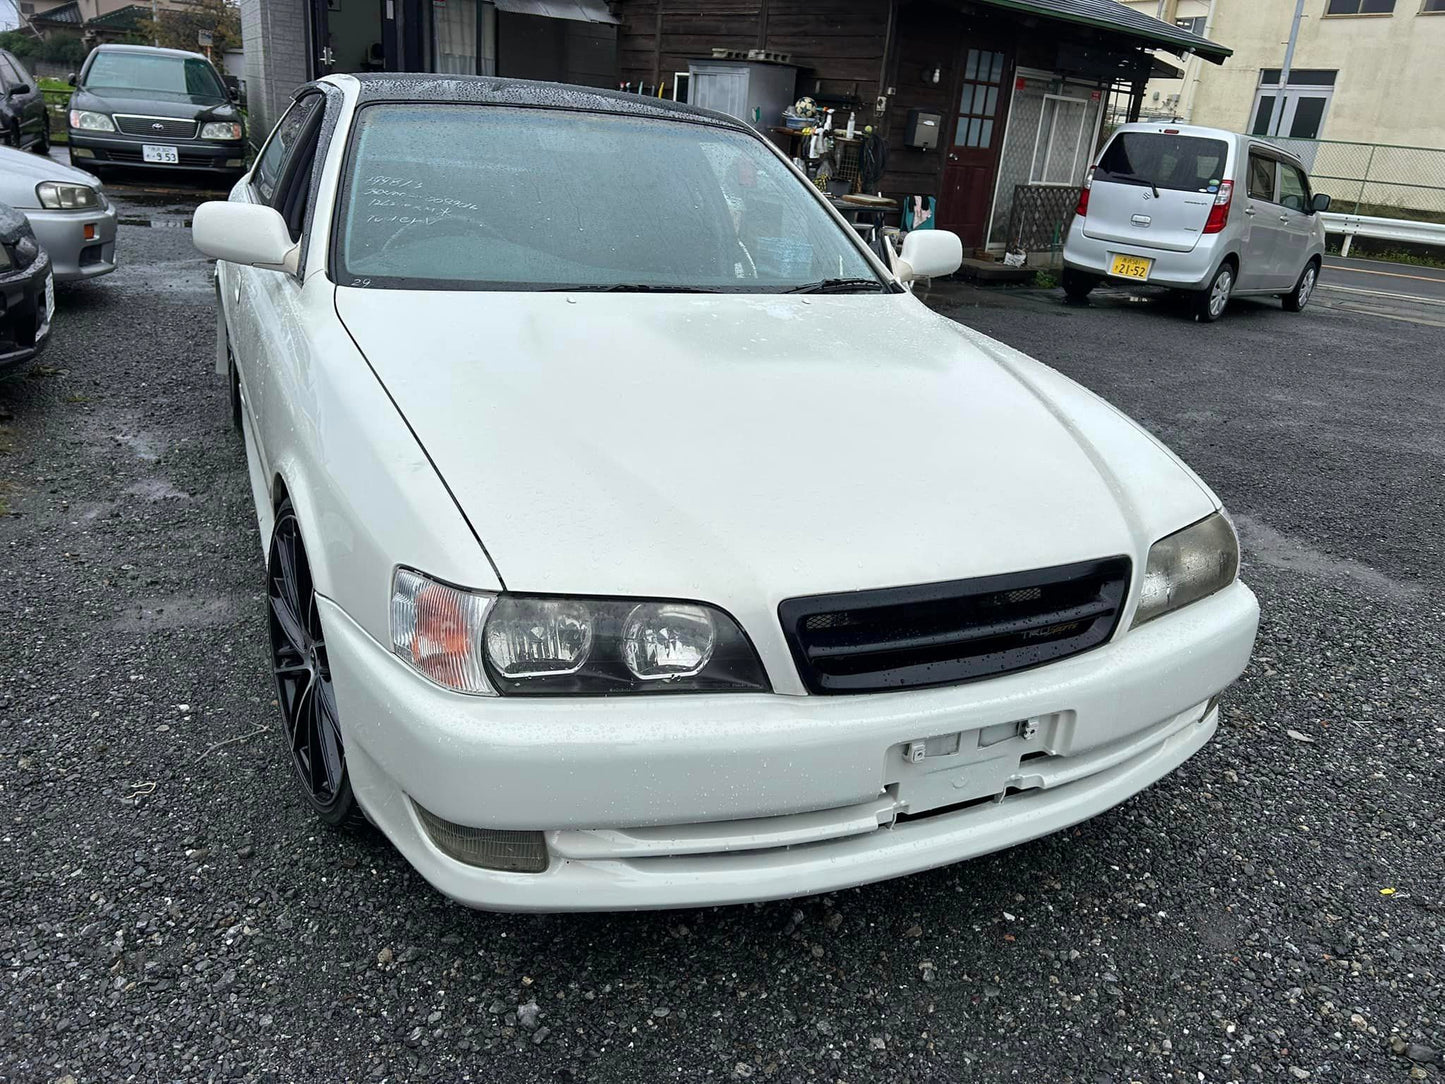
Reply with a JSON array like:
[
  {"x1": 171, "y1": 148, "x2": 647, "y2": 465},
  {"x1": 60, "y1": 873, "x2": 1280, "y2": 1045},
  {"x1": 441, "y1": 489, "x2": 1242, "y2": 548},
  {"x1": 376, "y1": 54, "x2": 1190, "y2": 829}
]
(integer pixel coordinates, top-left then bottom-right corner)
[{"x1": 193, "y1": 74, "x2": 1258, "y2": 912}]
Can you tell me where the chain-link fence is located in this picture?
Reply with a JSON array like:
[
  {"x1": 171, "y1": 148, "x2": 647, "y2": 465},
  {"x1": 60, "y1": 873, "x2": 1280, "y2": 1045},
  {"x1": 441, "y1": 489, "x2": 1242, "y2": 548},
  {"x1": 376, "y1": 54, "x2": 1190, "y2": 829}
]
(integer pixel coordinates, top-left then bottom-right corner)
[{"x1": 1261, "y1": 138, "x2": 1445, "y2": 223}]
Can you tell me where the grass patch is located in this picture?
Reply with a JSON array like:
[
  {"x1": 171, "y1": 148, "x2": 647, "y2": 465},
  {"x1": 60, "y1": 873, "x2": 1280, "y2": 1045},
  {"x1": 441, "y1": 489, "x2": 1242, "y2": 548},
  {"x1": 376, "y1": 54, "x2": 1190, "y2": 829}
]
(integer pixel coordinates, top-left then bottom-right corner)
[
  {"x1": 64, "y1": 394, "x2": 91, "y2": 404},
  {"x1": 26, "y1": 365, "x2": 62, "y2": 379},
  {"x1": 1032, "y1": 270, "x2": 1059, "y2": 289},
  {"x1": 1325, "y1": 237, "x2": 1445, "y2": 270}
]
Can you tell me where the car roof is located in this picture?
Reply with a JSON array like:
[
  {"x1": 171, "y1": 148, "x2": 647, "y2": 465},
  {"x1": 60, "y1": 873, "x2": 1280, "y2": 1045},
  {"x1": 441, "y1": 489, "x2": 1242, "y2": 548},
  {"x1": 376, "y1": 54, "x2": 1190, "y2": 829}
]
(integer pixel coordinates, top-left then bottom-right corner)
[
  {"x1": 1106, "y1": 122, "x2": 1307, "y2": 167},
  {"x1": 333, "y1": 73, "x2": 753, "y2": 132},
  {"x1": 93, "y1": 43, "x2": 211, "y2": 62}
]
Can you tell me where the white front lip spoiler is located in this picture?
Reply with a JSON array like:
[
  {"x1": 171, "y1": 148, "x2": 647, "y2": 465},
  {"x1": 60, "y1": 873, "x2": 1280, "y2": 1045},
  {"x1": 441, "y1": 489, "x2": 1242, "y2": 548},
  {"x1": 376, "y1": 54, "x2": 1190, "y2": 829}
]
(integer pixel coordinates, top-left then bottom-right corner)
[{"x1": 318, "y1": 581, "x2": 1257, "y2": 911}]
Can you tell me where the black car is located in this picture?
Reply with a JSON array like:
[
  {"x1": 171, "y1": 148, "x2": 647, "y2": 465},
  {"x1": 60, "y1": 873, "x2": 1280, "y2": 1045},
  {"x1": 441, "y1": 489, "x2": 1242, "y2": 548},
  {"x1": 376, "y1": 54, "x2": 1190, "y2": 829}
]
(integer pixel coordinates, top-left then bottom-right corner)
[
  {"x1": 67, "y1": 44, "x2": 245, "y2": 179},
  {"x1": 0, "y1": 49, "x2": 49, "y2": 152},
  {"x1": 0, "y1": 201, "x2": 52, "y2": 376}
]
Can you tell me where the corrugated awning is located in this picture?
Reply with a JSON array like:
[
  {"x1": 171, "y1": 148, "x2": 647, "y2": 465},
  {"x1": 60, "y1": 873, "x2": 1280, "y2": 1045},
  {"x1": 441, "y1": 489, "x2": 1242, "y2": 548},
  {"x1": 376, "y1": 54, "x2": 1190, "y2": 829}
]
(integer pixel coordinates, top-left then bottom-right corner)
[
  {"x1": 491, "y1": 0, "x2": 620, "y2": 24},
  {"x1": 970, "y1": 0, "x2": 1231, "y2": 64}
]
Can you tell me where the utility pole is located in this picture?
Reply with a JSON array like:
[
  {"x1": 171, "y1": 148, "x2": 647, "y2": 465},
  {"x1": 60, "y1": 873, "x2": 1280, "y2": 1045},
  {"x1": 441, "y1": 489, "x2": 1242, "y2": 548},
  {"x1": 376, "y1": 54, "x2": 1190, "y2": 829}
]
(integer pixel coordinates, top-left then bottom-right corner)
[
  {"x1": 152, "y1": 0, "x2": 159, "y2": 46},
  {"x1": 1269, "y1": 0, "x2": 1308, "y2": 138}
]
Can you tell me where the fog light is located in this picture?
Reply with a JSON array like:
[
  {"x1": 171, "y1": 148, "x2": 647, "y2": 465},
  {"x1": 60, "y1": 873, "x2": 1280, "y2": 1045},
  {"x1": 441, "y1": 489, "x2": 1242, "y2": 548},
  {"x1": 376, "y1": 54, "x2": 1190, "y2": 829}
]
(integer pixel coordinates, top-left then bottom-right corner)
[
  {"x1": 72, "y1": 148, "x2": 94, "y2": 158},
  {"x1": 412, "y1": 801, "x2": 548, "y2": 873},
  {"x1": 225, "y1": 158, "x2": 245, "y2": 167}
]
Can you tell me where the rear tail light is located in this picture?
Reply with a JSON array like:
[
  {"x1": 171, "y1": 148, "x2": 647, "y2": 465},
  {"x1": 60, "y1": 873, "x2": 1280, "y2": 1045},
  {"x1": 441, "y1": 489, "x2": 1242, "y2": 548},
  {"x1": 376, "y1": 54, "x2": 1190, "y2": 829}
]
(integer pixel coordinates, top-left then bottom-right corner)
[
  {"x1": 1074, "y1": 165, "x2": 1094, "y2": 217},
  {"x1": 1203, "y1": 179, "x2": 1233, "y2": 234}
]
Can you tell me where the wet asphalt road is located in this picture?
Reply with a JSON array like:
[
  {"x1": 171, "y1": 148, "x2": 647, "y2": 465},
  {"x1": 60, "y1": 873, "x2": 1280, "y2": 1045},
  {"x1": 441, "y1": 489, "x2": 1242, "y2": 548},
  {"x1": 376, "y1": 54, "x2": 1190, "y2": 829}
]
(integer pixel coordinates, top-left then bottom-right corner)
[{"x1": 0, "y1": 184, "x2": 1441, "y2": 1084}]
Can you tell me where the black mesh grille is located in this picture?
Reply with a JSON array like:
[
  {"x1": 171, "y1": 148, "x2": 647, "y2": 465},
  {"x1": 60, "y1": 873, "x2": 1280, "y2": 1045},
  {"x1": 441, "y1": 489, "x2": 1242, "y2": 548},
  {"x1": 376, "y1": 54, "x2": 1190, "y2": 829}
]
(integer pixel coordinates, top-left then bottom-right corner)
[
  {"x1": 114, "y1": 115, "x2": 197, "y2": 138},
  {"x1": 779, "y1": 557, "x2": 1131, "y2": 694}
]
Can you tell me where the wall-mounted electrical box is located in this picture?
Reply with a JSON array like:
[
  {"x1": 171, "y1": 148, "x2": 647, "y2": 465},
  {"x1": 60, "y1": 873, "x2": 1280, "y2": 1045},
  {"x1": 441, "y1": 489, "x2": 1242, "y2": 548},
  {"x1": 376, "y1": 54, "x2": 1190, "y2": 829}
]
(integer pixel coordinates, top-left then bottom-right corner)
[{"x1": 904, "y1": 108, "x2": 941, "y2": 150}]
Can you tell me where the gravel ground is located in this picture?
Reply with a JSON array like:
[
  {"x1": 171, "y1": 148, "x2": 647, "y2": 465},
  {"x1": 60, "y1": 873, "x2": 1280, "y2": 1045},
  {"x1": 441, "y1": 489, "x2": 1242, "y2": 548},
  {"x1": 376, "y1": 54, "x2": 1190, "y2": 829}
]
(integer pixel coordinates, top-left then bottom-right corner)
[{"x1": 0, "y1": 198, "x2": 1440, "y2": 1084}]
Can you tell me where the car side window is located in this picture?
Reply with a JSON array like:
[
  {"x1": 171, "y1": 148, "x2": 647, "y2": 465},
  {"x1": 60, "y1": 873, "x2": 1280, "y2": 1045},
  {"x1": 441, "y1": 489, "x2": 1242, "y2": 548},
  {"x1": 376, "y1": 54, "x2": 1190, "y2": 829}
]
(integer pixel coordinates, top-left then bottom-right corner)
[
  {"x1": 1247, "y1": 154, "x2": 1277, "y2": 203},
  {"x1": 273, "y1": 108, "x2": 324, "y2": 243},
  {"x1": 252, "y1": 95, "x2": 321, "y2": 205},
  {"x1": 1278, "y1": 163, "x2": 1310, "y2": 212},
  {"x1": 0, "y1": 54, "x2": 20, "y2": 90},
  {"x1": 7, "y1": 54, "x2": 32, "y2": 88}
]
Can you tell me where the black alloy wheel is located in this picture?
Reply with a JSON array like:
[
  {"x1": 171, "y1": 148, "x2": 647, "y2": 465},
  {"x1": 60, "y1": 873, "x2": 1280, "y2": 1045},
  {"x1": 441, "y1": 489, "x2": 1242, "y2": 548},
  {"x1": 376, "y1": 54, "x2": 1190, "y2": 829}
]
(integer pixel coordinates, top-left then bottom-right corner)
[{"x1": 268, "y1": 498, "x2": 359, "y2": 826}]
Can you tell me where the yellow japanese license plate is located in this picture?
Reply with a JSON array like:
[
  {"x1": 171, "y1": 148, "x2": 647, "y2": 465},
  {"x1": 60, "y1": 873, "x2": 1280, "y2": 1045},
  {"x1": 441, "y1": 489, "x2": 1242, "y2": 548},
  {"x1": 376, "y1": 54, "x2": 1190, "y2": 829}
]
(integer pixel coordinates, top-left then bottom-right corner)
[{"x1": 1110, "y1": 254, "x2": 1152, "y2": 280}]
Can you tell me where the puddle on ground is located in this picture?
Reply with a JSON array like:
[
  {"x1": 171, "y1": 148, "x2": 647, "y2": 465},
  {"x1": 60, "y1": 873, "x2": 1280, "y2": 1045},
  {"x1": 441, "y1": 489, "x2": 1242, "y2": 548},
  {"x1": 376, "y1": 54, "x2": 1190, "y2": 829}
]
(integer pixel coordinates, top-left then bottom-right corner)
[
  {"x1": 1234, "y1": 513, "x2": 1418, "y2": 603},
  {"x1": 112, "y1": 595, "x2": 242, "y2": 632},
  {"x1": 124, "y1": 478, "x2": 190, "y2": 501},
  {"x1": 112, "y1": 430, "x2": 164, "y2": 462}
]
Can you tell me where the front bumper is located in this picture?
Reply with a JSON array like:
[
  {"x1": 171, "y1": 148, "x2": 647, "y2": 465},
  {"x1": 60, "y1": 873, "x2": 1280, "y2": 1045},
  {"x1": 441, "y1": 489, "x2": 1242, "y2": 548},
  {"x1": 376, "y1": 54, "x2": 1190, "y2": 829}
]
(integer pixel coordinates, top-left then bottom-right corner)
[
  {"x1": 27, "y1": 204, "x2": 118, "y2": 282},
  {"x1": 0, "y1": 251, "x2": 52, "y2": 376},
  {"x1": 68, "y1": 131, "x2": 246, "y2": 175},
  {"x1": 1062, "y1": 218, "x2": 1225, "y2": 290},
  {"x1": 321, "y1": 580, "x2": 1259, "y2": 911}
]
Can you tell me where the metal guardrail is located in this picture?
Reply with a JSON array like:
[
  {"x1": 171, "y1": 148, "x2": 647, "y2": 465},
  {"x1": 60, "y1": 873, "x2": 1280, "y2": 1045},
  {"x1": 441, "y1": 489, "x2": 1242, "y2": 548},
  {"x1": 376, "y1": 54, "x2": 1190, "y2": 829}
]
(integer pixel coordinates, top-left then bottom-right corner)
[{"x1": 1320, "y1": 211, "x2": 1445, "y2": 257}]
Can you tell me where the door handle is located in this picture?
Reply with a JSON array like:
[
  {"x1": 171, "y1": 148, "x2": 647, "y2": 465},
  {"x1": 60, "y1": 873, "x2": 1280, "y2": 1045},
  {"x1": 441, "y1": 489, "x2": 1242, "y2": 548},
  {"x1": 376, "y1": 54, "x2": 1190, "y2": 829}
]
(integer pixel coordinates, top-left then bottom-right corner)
[
  {"x1": 947, "y1": 152, "x2": 957, "y2": 161},
  {"x1": 1243, "y1": 207, "x2": 1256, "y2": 215},
  {"x1": 1279, "y1": 214, "x2": 1290, "y2": 223}
]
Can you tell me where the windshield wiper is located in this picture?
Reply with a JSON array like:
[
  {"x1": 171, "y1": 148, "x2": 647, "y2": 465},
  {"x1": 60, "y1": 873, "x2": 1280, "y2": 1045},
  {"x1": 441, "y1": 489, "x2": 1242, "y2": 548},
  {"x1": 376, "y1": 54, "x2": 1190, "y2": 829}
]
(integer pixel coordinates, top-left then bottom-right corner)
[
  {"x1": 786, "y1": 278, "x2": 887, "y2": 294},
  {"x1": 544, "y1": 283, "x2": 721, "y2": 293},
  {"x1": 1110, "y1": 171, "x2": 1162, "y2": 198}
]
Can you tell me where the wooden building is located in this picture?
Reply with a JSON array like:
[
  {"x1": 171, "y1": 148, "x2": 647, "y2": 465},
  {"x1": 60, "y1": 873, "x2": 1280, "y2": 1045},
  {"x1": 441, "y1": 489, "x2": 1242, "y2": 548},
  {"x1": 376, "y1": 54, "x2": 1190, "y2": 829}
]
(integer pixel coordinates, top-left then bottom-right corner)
[{"x1": 614, "y1": 0, "x2": 1229, "y2": 253}]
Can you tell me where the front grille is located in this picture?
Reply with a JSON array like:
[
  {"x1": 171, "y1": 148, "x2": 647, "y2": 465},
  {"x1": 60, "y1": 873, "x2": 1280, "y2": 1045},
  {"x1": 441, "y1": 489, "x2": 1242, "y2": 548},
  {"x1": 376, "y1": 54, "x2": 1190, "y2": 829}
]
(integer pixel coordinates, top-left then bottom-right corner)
[
  {"x1": 779, "y1": 556, "x2": 1131, "y2": 694},
  {"x1": 114, "y1": 115, "x2": 197, "y2": 139}
]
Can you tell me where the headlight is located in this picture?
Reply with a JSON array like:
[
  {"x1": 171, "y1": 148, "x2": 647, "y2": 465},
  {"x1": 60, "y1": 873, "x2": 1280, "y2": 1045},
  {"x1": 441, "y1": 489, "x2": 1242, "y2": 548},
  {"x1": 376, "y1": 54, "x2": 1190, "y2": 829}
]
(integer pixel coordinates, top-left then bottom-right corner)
[
  {"x1": 1132, "y1": 511, "x2": 1240, "y2": 627},
  {"x1": 389, "y1": 569, "x2": 770, "y2": 696},
  {"x1": 36, "y1": 181, "x2": 101, "y2": 210},
  {"x1": 69, "y1": 110, "x2": 115, "y2": 132},
  {"x1": 199, "y1": 121, "x2": 243, "y2": 141}
]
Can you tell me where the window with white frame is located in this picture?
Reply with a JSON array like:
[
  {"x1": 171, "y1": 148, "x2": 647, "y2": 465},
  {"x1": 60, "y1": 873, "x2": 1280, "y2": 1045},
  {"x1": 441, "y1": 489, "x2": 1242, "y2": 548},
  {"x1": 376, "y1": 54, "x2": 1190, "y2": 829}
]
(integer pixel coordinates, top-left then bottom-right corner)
[{"x1": 1030, "y1": 94, "x2": 1090, "y2": 185}]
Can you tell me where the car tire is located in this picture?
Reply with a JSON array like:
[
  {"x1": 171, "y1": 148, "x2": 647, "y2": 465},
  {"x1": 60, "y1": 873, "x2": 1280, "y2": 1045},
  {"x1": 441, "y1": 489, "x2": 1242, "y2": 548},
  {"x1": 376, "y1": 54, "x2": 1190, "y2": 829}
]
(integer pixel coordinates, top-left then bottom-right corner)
[
  {"x1": 267, "y1": 497, "x2": 362, "y2": 829},
  {"x1": 1282, "y1": 260, "x2": 1318, "y2": 313},
  {"x1": 1195, "y1": 263, "x2": 1234, "y2": 322},
  {"x1": 1062, "y1": 268, "x2": 1097, "y2": 303}
]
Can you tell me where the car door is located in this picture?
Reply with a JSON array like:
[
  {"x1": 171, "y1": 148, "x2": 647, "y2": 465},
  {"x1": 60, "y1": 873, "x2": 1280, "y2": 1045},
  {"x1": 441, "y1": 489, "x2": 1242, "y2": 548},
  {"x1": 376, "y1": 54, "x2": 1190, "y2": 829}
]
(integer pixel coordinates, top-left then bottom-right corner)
[
  {"x1": 235, "y1": 93, "x2": 327, "y2": 482},
  {"x1": 229, "y1": 94, "x2": 324, "y2": 430},
  {"x1": 1238, "y1": 151, "x2": 1287, "y2": 292},
  {"x1": 1274, "y1": 161, "x2": 1315, "y2": 288}
]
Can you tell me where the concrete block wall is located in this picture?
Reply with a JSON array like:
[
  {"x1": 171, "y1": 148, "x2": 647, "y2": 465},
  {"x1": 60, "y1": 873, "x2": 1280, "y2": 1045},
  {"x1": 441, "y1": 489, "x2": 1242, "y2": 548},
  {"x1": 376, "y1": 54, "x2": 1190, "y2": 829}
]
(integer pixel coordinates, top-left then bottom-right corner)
[{"x1": 239, "y1": 0, "x2": 311, "y2": 149}]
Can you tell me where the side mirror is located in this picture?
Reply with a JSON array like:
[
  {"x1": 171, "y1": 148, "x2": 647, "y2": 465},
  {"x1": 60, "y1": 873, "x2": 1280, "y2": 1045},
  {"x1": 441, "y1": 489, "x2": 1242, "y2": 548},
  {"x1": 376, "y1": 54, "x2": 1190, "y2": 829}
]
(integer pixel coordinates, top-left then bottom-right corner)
[
  {"x1": 895, "y1": 229, "x2": 963, "y2": 283},
  {"x1": 193, "y1": 201, "x2": 299, "y2": 275},
  {"x1": 1310, "y1": 192, "x2": 1331, "y2": 213},
  {"x1": 11, "y1": 83, "x2": 29, "y2": 96},
  {"x1": 67, "y1": 72, "x2": 77, "y2": 87}
]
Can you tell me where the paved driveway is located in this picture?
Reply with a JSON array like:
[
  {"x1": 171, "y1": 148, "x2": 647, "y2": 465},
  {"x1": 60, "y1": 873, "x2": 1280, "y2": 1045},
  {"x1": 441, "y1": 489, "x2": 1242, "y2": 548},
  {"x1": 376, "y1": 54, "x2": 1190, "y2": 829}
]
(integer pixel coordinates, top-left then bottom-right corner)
[{"x1": 1, "y1": 193, "x2": 1440, "y2": 1083}]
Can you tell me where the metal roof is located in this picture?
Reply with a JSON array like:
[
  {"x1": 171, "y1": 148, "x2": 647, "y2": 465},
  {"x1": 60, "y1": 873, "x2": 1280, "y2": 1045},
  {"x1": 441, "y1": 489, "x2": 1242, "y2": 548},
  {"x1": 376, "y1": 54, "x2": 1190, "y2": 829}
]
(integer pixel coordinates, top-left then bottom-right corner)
[
  {"x1": 31, "y1": 1, "x2": 82, "y2": 24},
  {"x1": 970, "y1": 0, "x2": 1231, "y2": 63},
  {"x1": 491, "y1": 0, "x2": 619, "y2": 24}
]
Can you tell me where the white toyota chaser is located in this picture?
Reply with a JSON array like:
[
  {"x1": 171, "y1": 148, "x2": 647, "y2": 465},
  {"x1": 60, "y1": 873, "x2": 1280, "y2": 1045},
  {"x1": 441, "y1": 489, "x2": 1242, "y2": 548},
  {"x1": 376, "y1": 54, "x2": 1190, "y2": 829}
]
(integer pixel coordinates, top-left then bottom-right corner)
[{"x1": 193, "y1": 74, "x2": 1259, "y2": 912}]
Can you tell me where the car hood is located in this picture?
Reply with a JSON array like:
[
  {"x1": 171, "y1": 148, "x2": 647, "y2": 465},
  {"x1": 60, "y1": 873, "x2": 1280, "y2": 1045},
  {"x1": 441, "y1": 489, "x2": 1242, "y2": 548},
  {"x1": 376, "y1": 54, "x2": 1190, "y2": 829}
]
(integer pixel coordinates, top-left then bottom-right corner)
[
  {"x1": 334, "y1": 289, "x2": 1217, "y2": 607},
  {"x1": 0, "y1": 146, "x2": 101, "y2": 208},
  {"x1": 71, "y1": 87, "x2": 238, "y2": 121}
]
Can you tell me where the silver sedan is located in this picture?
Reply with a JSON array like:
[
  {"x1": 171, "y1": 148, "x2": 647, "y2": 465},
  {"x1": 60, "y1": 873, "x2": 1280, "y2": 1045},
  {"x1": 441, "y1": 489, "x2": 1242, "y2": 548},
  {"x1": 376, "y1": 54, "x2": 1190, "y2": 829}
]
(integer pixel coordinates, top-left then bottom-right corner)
[{"x1": 0, "y1": 144, "x2": 116, "y2": 281}]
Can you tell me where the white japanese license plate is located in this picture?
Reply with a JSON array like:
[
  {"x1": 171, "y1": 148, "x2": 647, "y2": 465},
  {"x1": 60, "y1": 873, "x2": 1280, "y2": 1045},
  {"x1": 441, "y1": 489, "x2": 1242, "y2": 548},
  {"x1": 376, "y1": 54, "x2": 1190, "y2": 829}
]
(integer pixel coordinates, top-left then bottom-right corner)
[
  {"x1": 43, "y1": 272, "x2": 54, "y2": 324},
  {"x1": 142, "y1": 144, "x2": 179, "y2": 164}
]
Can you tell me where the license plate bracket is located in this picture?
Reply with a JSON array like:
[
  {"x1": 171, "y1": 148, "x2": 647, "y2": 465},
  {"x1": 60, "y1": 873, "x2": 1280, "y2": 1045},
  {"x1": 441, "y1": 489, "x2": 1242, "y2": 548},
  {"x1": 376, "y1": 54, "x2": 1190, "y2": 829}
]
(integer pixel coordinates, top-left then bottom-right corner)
[{"x1": 142, "y1": 144, "x2": 179, "y2": 164}]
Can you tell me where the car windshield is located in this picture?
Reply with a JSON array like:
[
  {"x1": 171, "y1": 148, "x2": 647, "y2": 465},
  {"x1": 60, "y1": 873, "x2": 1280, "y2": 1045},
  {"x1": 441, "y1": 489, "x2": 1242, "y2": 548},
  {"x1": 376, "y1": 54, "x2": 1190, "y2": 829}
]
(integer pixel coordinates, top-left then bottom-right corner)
[
  {"x1": 1094, "y1": 133, "x2": 1230, "y2": 194},
  {"x1": 336, "y1": 104, "x2": 885, "y2": 292},
  {"x1": 83, "y1": 52, "x2": 227, "y2": 102}
]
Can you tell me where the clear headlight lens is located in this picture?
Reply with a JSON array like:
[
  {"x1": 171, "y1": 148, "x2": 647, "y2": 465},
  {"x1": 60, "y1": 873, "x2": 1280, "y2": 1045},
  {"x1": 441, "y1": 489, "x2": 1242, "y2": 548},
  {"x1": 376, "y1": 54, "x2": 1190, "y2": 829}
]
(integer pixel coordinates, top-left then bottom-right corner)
[
  {"x1": 200, "y1": 121, "x2": 243, "y2": 141},
  {"x1": 390, "y1": 569, "x2": 496, "y2": 695},
  {"x1": 69, "y1": 110, "x2": 115, "y2": 132},
  {"x1": 36, "y1": 181, "x2": 101, "y2": 210},
  {"x1": 484, "y1": 596, "x2": 593, "y2": 678},
  {"x1": 622, "y1": 603, "x2": 716, "y2": 679},
  {"x1": 1132, "y1": 511, "x2": 1240, "y2": 627}
]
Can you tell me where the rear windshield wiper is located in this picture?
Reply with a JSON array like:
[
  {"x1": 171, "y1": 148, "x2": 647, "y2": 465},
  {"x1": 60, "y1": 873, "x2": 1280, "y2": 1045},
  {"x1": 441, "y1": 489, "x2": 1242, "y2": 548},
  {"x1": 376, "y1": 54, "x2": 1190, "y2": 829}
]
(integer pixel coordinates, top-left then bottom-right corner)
[
  {"x1": 543, "y1": 283, "x2": 721, "y2": 293},
  {"x1": 786, "y1": 278, "x2": 887, "y2": 294},
  {"x1": 1106, "y1": 171, "x2": 1162, "y2": 199}
]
